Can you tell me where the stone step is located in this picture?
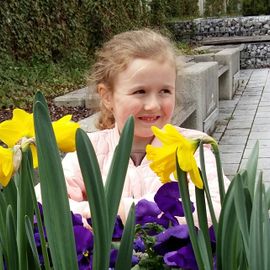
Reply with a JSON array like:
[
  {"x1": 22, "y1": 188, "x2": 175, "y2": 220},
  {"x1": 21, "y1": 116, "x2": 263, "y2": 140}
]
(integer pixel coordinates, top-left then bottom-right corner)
[{"x1": 53, "y1": 85, "x2": 100, "y2": 109}]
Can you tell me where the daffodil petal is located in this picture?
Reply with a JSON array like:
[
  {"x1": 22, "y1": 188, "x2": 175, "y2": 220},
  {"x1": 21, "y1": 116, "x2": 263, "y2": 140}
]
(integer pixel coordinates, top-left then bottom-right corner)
[
  {"x1": 52, "y1": 115, "x2": 79, "y2": 152},
  {"x1": 0, "y1": 146, "x2": 14, "y2": 187},
  {"x1": 189, "y1": 162, "x2": 203, "y2": 189},
  {"x1": 0, "y1": 109, "x2": 34, "y2": 147},
  {"x1": 30, "y1": 144, "x2": 38, "y2": 168}
]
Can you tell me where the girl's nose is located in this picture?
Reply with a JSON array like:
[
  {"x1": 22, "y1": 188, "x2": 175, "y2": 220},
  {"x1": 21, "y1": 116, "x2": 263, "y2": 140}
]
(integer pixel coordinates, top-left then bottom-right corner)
[{"x1": 144, "y1": 95, "x2": 161, "y2": 111}]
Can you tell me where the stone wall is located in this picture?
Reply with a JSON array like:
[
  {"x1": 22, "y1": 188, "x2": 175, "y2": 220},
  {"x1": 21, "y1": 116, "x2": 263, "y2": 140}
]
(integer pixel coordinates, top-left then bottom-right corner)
[{"x1": 167, "y1": 15, "x2": 270, "y2": 69}]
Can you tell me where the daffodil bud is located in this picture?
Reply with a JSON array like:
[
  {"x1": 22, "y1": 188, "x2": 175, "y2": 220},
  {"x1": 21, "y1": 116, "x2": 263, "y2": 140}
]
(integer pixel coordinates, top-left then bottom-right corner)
[{"x1": 12, "y1": 145, "x2": 22, "y2": 173}]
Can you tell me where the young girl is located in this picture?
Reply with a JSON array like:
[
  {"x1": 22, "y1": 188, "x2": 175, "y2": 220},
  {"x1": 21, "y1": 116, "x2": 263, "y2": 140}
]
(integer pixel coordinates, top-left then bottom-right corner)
[{"x1": 62, "y1": 29, "x2": 229, "y2": 224}]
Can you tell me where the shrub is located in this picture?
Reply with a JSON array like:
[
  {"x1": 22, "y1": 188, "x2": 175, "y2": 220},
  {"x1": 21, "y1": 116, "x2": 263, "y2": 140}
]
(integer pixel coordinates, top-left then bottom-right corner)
[
  {"x1": 204, "y1": 0, "x2": 225, "y2": 17},
  {"x1": 242, "y1": 0, "x2": 270, "y2": 16},
  {"x1": 166, "y1": 0, "x2": 199, "y2": 18}
]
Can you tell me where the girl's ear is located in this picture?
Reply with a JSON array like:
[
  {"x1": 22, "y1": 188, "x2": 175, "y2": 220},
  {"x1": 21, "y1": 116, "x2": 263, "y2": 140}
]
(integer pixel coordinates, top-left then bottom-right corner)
[{"x1": 98, "y1": 83, "x2": 113, "y2": 111}]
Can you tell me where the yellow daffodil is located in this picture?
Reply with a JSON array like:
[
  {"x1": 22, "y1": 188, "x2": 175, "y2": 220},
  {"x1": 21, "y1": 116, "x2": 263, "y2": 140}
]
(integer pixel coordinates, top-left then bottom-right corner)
[
  {"x1": 146, "y1": 124, "x2": 203, "y2": 189},
  {"x1": 0, "y1": 146, "x2": 14, "y2": 187},
  {"x1": 0, "y1": 108, "x2": 79, "y2": 185}
]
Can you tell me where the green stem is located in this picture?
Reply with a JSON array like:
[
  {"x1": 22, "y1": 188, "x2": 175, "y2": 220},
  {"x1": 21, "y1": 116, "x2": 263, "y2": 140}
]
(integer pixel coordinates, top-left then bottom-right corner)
[
  {"x1": 177, "y1": 163, "x2": 204, "y2": 269},
  {"x1": 211, "y1": 143, "x2": 225, "y2": 204},
  {"x1": 199, "y1": 143, "x2": 218, "y2": 234}
]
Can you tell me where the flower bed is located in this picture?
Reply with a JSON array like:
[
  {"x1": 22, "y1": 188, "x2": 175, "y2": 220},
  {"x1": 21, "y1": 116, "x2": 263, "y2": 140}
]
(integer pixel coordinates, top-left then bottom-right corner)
[{"x1": 0, "y1": 92, "x2": 269, "y2": 270}]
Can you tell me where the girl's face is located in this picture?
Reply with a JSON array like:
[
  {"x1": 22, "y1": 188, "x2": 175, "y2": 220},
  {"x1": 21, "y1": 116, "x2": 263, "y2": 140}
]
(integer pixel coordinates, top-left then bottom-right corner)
[{"x1": 101, "y1": 58, "x2": 176, "y2": 146}]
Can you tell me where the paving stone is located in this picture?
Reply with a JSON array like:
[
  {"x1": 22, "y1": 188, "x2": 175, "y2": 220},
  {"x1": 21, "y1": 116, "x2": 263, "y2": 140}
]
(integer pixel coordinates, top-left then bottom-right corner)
[
  {"x1": 220, "y1": 152, "x2": 243, "y2": 164},
  {"x1": 251, "y1": 124, "x2": 270, "y2": 132},
  {"x1": 257, "y1": 106, "x2": 270, "y2": 112},
  {"x1": 231, "y1": 114, "x2": 254, "y2": 121},
  {"x1": 223, "y1": 128, "x2": 250, "y2": 136},
  {"x1": 218, "y1": 144, "x2": 245, "y2": 153},
  {"x1": 259, "y1": 101, "x2": 270, "y2": 106},
  {"x1": 249, "y1": 131, "x2": 270, "y2": 140},
  {"x1": 235, "y1": 104, "x2": 257, "y2": 110},
  {"x1": 253, "y1": 117, "x2": 270, "y2": 125},
  {"x1": 226, "y1": 120, "x2": 253, "y2": 129},
  {"x1": 233, "y1": 109, "x2": 257, "y2": 116},
  {"x1": 222, "y1": 163, "x2": 239, "y2": 176},
  {"x1": 219, "y1": 135, "x2": 248, "y2": 145}
]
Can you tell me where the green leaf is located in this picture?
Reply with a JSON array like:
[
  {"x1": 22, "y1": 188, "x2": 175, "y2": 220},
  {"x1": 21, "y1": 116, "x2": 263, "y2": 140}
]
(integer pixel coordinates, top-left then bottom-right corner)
[
  {"x1": 17, "y1": 150, "x2": 35, "y2": 270},
  {"x1": 34, "y1": 91, "x2": 50, "y2": 111},
  {"x1": 195, "y1": 187, "x2": 213, "y2": 269},
  {"x1": 262, "y1": 179, "x2": 270, "y2": 270},
  {"x1": 6, "y1": 205, "x2": 18, "y2": 270},
  {"x1": 25, "y1": 149, "x2": 51, "y2": 269},
  {"x1": 25, "y1": 215, "x2": 42, "y2": 270},
  {"x1": 76, "y1": 128, "x2": 110, "y2": 270},
  {"x1": 210, "y1": 143, "x2": 225, "y2": 204},
  {"x1": 244, "y1": 140, "x2": 259, "y2": 199},
  {"x1": 115, "y1": 203, "x2": 135, "y2": 270},
  {"x1": 250, "y1": 172, "x2": 264, "y2": 270},
  {"x1": 34, "y1": 100, "x2": 78, "y2": 270},
  {"x1": 3, "y1": 179, "x2": 17, "y2": 224},
  {"x1": 0, "y1": 244, "x2": 4, "y2": 270},
  {"x1": 216, "y1": 176, "x2": 240, "y2": 270},
  {"x1": 197, "y1": 230, "x2": 212, "y2": 270},
  {"x1": 105, "y1": 116, "x2": 134, "y2": 237},
  {"x1": 233, "y1": 171, "x2": 250, "y2": 261},
  {"x1": 0, "y1": 190, "x2": 8, "y2": 259},
  {"x1": 199, "y1": 143, "x2": 218, "y2": 234},
  {"x1": 176, "y1": 159, "x2": 204, "y2": 269}
]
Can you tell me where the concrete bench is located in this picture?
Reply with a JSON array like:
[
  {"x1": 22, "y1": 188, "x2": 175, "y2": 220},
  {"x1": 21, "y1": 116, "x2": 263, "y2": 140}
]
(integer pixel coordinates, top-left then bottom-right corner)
[
  {"x1": 192, "y1": 45, "x2": 243, "y2": 100},
  {"x1": 177, "y1": 61, "x2": 219, "y2": 134}
]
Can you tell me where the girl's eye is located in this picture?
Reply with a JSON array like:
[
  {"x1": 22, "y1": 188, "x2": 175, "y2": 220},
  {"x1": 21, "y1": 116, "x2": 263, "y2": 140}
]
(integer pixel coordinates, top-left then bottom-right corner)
[
  {"x1": 133, "y1": 89, "x2": 145, "y2": 94},
  {"x1": 160, "y1": 89, "x2": 171, "y2": 94}
]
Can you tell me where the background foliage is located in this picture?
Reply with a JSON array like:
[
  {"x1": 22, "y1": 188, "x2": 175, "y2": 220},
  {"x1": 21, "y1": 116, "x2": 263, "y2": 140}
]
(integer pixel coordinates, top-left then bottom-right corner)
[
  {"x1": 204, "y1": 0, "x2": 225, "y2": 17},
  {"x1": 242, "y1": 0, "x2": 270, "y2": 16},
  {"x1": 166, "y1": 0, "x2": 199, "y2": 18},
  {"x1": 1, "y1": 0, "x2": 270, "y2": 110}
]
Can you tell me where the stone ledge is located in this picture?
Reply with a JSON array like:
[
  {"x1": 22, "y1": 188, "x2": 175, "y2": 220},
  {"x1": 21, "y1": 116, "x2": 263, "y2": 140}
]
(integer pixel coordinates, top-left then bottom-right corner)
[{"x1": 201, "y1": 35, "x2": 270, "y2": 45}]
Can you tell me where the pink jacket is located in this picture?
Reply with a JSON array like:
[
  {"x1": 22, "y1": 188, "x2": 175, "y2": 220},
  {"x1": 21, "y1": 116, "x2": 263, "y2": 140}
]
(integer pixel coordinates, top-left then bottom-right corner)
[{"x1": 62, "y1": 126, "x2": 229, "y2": 224}]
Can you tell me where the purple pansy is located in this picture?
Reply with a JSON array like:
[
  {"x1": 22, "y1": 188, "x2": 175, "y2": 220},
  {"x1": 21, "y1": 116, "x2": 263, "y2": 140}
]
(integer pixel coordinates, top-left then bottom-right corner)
[
  {"x1": 164, "y1": 243, "x2": 198, "y2": 270},
  {"x1": 135, "y1": 199, "x2": 169, "y2": 228},
  {"x1": 133, "y1": 236, "x2": 145, "y2": 252},
  {"x1": 154, "y1": 224, "x2": 191, "y2": 255},
  {"x1": 73, "y1": 225, "x2": 94, "y2": 270},
  {"x1": 154, "y1": 182, "x2": 195, "y2": 225},
  {"x1": 112, "y1": 216, "x2": 124, "y2": 239}
]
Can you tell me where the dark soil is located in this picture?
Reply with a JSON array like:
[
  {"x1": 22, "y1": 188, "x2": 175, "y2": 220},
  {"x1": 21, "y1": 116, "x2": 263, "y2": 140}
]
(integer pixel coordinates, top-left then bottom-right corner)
[{"x1": 0, "y1": 100, "x2": 96, "y2": 123}]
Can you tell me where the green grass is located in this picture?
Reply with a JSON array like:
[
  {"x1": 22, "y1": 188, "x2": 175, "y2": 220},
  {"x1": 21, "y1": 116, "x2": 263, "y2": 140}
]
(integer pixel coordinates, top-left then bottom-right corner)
[
  {"x1": 176, "y1": 42, "x2": 209, "y2": 55},
  {"x1": 0, "y1": 52, "x2": 92, "y2": 109}
]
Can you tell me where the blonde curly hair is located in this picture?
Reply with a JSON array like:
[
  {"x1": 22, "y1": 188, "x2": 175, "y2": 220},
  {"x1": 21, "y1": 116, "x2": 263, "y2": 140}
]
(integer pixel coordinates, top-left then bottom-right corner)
[{"x1": 87, "y1": 28, "x2": 177, "y2": 130}]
